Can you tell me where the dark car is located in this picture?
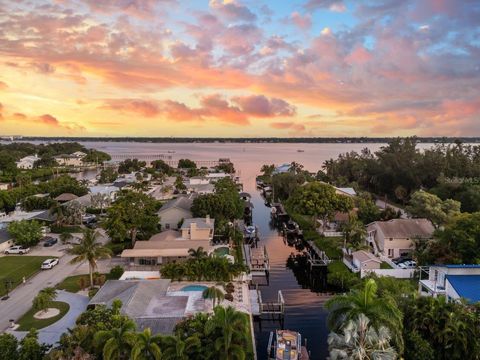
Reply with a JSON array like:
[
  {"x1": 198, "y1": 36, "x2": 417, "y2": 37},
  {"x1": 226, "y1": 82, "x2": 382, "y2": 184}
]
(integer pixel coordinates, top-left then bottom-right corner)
[{"x1": 43, "y1": 237, "x2": 58, "y2": 247}]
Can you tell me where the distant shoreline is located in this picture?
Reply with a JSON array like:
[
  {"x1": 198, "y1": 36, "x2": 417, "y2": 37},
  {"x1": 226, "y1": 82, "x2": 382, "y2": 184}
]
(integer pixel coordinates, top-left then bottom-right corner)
[{"x1": 2, "y1": 137, "x2": 480, "y2": 144}]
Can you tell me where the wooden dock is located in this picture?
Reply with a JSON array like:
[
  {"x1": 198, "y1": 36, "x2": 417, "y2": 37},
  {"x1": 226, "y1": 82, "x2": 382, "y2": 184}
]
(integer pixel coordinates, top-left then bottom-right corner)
[
  {"x1": 250, "y1": 286, "x2": 285, "y2": 317},
  {"x1": 306, "y1": 241, "x2": 330, "y2": 268},
  {"x1": 244, "y1": 245, "x2": 270, "y2": 276}
]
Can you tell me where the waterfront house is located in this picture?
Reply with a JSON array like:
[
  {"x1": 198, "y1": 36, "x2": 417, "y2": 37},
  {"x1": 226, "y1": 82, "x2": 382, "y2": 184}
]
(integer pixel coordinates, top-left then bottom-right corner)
[
  {"x1": 54, "y1": 152, "x2": 86, "y2": 167},
  {"x1": 419, "y1": 265, "x2": 480, "y2": 303},
  {"x1": 89, "y1": 279, "x2": 188, "y2": 334},
  {"x1": 120, "y1": 217, "x2": 214, "y2": 266},
  {"x1": 366, "y1": 218, "x2": 434, "y2": 258},
  {"x1": 187, "y1": 183, "x2": 215, "y2": 195},
  {"x1": 157, "y1": 195, "x2": 195, "y2": 230},
  {"x1": 16, "y1": 155, "x2": 39, "y2": 169}
]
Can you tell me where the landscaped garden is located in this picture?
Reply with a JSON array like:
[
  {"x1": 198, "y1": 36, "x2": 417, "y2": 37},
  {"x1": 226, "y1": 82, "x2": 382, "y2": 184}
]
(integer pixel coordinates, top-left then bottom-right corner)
[
  {"x1": 17, "y1": 301, "x2": 70, "y2": 330},
  {"x1": 0, "y1": 256, "x2": 52, "y2": 296}
]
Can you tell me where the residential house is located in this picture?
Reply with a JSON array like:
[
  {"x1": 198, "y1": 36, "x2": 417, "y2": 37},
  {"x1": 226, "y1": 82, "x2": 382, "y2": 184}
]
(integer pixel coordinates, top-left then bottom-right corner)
[
  {"x1": 366, "y1": 218, "x2": 434, "y2": 258},
  {"x1": 187, "y1": 183, "x2": 215, "y2": 195},
  {"x1": 120, "y1": 217, "x2": 214, "y2": 266},
  {"x1": 16, "y1": 155, "x2": 39, "y2": 169},
  {"x1": 54, "y1": 153, "x2": 86, "y2": 167},
  {"x1": 54, "y1": 193, "x2": 79, "y2": 203},
  {"x1": 188, "y1": 177, "x2": 210, "y2": 185},
  {"x1": 419, "y1": 265, "x2": 480, "y2": 303},
  {"x1": 334, "y1": 186, "x2": 357, "y2": 197},
  {"x1": 157, "y1": 195, "x2": 194, "y2": 230},
  {"x1": 89, "y1": 280, "x2": 190, "y2": 334}
]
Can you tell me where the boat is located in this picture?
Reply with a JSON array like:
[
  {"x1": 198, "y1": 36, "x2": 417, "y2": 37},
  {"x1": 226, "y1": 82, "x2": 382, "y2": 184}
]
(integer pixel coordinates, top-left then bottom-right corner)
[
  {"x1": 268, "y1": 330, "x2": 309, "y2": 360},
  {"x1": 283, "y1": 220, "x2": 300, "y2": 236},
  {"x1": 297, "y1": 149, "x2": 305, "y2": 152},
  {"x1": 244, "y1": 225, "x2": 257, "y2": 239}
]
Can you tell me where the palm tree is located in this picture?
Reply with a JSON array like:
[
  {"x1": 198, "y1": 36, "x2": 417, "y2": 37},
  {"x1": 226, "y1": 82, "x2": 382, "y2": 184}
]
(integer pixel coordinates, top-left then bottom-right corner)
[
  {"x1": 94, "y1": 319, "x2": 136, "y2": 360},
  {"x1": 162, "y1": 334, "x2": 201, "y2": 360},
  {"x1": 205, "y1": 306, "x2": 248, "y2": 360},
  {"x1": 33, "y1": 287, "x2": 57, "y2": 314},
  {"x1": 131, "y1": 328, "x2": 163, "y2": 360},
  {"x1": 325, "y1": 279, "x2": 403, "y2": 353},
  {"x1": 342, "y1": 216, "x2": 367, "y2": 249},
  {"x1": 203, "y1": 286, "x2": 225, "y2": 308},
  {"x1": 67, "y1": 229, "x2": 112, "y2": 289},
  {"x1": 50, "y1": 202, "x2": 65, "y2": 226},
  {"x1": 328, "y1": 314, "x2": 397, "y2": 360},
  {"x1": 188, "y1": 247, "x2": 207, "y2": 260},
  {"x1": 60, "y1": 232, "x2": 73, "y2": 244}
]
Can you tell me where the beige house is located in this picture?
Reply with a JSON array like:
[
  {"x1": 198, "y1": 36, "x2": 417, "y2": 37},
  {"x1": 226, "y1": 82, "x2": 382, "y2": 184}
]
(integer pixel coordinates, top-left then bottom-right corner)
[
  {"x1": 366, "y1": 218, "x2": 434, "y2": 258},
  {"x1": 121, "y1": 217, "x2": 214, "y2": 266},
  {"x1": 157, "y1": 195, "x2": 194, "y2": 230},
  {"x1": 352, "y1": 250, "x2": 382, "y2": 270}
]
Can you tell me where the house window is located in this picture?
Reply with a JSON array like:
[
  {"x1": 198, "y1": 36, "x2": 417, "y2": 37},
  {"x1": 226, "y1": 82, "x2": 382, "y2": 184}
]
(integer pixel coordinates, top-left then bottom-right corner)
[
  {"x1": 389, "y1": 238, "x2": 393, "y2": 241},
  {"x1": 138, "y1": 257, "x2": 157, "y2": 266},
  {"x1": 387, "y1": 249, "x2": 394, "y2": 257}
]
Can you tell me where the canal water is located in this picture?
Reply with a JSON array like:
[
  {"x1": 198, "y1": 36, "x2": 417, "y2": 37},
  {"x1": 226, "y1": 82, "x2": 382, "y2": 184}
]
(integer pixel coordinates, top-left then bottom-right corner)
[{"x1": 248, "y1": 182, "x2": 330, "y2": 360}]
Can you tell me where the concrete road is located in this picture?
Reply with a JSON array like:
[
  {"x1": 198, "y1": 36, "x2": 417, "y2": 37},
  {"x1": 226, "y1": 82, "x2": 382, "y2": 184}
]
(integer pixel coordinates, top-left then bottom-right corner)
[{"x1": 0, "y1": 255, "x2": 113, "y2": 332}]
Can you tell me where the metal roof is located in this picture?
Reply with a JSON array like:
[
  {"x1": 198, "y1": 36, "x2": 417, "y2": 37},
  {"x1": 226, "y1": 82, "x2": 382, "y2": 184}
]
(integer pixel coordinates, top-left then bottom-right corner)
[{"x1": 446, "y1": 275, "x2": 480, "y2": 303}]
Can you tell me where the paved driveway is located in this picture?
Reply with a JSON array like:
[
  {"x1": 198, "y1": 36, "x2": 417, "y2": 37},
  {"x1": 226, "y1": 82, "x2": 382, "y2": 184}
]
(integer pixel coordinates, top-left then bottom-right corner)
[{"x1": 8, "y1": 290, "x2": 89, "y2": 345}]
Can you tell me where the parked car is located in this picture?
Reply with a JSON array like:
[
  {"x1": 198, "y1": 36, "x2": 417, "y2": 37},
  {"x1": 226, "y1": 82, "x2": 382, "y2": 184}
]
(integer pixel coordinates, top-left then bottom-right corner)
[
  {"x1": 41, "y1": 258, "x2": 59, "y2": 270},
  {"x1": 4, "y1": 246, "x2": 30, "y2": 254},
  {"x1": 43, "y1": 237, "x2": 58, "y2": 247}
]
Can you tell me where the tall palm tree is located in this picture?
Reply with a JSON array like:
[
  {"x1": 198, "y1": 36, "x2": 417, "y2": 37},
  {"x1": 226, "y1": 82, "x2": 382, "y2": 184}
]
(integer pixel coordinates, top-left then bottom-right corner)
[
  {"x1": 131, "y1": 328, "x2": 162, "y2": 360},
  {"x1": 325, "y1": 279, "x2": 403, "y2": 353},
  {"x1": 67, "y1": 229, "x2": 112, "y2": 289},
  {"x1": 162, "y1": 334, "x2": 201, "y2": 360},
  {"x1": 33, "y1": 287, "x2": 57, "y2": 314},
  {"x1": 205, "y1": 306, "x2": 248, "y2": 360},
  {"x1": 328, "y1": 314, "x2": 397, "y2": 360},
  {"x1": 188, "y1": 247, "x2": 207, "y2": 260},
  {"x1": 94, "y1": 319, "x2": 136, "y2": 360},
  {"x1": 203, "y1": 286, "x2": 225, "y2": 308}
]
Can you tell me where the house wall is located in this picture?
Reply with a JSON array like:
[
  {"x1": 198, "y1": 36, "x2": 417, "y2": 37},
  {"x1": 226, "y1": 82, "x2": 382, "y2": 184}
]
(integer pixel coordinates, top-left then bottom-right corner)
[
  {"x1": 159, "y1": 208, "x2": 191, "y2": 230},
  {"x1": 361, "y1": 268, "x2": 415, "y2": 279},
  {"x1": 377, "y1": 233, "x2": 414, "y2": 258},
  {"x1": 353, "y1": 258, "x2": 381, "y2": 270}
]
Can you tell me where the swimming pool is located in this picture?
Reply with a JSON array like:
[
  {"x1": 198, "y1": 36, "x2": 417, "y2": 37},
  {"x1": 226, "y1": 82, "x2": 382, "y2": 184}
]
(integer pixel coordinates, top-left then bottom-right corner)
[
  {"x1": 213, "y1": 247, "x2": 230, "y2": 256},
  {"x1": 181, "y1": 285, "x2": 208, "y2": 292}
]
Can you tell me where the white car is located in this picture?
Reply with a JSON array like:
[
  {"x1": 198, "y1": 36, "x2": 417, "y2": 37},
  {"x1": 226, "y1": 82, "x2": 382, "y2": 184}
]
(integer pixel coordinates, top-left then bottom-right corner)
[
  {"x1": 41, "y1": 258, "x2": 59, "y2": 270},
  {"x1": 4, "y1": 246, "x2": 30, "y2": 254}
]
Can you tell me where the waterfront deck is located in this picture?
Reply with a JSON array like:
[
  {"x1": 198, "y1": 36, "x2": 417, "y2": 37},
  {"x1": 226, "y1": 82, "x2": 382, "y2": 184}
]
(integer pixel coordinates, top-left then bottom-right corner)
[
  {"x1": 250, "y1": 286, "x2": 285, "y2": 317},
  {"x1": 306, "y1": 241, "x2": 330, "y2": 268},
  {"x1": 244, "y1": 245, "x2": 270, "y2": 276}
]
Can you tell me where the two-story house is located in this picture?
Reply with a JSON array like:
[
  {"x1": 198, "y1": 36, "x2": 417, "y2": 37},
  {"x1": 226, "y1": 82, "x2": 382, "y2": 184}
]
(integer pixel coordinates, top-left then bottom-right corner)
[
  {"x1": 120, "y1": 216, "x2": 215, "y2": 266},
  {"x1": 366, "y1": 218, "x2": 434, "y2": 259}
]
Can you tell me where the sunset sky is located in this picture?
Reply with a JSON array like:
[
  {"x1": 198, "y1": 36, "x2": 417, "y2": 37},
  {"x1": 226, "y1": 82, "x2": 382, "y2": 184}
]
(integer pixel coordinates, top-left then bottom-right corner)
[{"x1": 0, "y1": 0, "x2": 479, "y2": 137}]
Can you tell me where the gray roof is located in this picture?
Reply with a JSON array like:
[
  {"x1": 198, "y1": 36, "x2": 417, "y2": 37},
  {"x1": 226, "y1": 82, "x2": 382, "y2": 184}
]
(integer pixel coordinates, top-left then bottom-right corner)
[
  {"x1": 159, "y1": 195, "x2": 194, "y2": 213},
  {"x1": 89, "y1": 279, "x2": 188, "y2": 335},
  {"x1": 368, "y1": 218, "x2": 434, "y2": 239}
]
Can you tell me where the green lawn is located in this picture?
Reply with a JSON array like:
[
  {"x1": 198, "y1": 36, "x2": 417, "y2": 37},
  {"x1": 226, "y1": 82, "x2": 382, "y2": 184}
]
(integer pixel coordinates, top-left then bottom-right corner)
[
  {"x1": 57, "y1": 272, "x2": 119, "y2": 293},
  {"x1": 0, "y1": 256, "x2": 52, "y2": 296},
  {"x1": 17, "y1": 301, "x2": 70, "y2": 331}
]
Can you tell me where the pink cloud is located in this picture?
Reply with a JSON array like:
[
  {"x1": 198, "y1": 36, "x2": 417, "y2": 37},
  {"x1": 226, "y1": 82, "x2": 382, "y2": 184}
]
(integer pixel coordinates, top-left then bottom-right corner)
[
  {"x1": 209, "y1": 0, "x2": 256, "y2": 22},
  {"x1": 38, "y1": 114, "x2": 60, "y2": 126},
  {"x1": 0, "y1": 81, "x2": 7, "y2": 90},
  {"x1": 232, "y1": 95, "x2": 296, "y2": 117},
  {"x1": 290, "y1": 12, "x2": 312, "y2": 30},
  {"x1": 102, "y1": 99, "x2": 161, "y2": 117}
]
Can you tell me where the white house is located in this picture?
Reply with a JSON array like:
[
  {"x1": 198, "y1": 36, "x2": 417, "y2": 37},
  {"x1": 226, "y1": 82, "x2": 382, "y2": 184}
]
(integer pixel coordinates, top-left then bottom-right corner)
[
  {"x1": 54, "y1": 153, "x2": 86, "y2": 167},
  {"x1": 419, "y1": 265, "x2": 480, "y2": 303},
  {"x1": 16, "y1": 155, "x2": 39, "y2": 169},
  {"x1": 157, "y1": 195, "x2": 195, "y2": 230}
]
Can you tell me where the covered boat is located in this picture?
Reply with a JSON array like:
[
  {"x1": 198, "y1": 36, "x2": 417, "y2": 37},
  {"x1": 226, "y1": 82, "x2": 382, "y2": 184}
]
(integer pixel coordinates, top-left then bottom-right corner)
[{"x1": 268, "y1": 330, "x2": 309, "y2": 360}]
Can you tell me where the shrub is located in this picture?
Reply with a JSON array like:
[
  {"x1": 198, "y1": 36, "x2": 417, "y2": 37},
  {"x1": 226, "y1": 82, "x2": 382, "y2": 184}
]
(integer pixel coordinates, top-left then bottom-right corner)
[
  {"x1": 224, "y1": 293, "x2": 234, "y2": 302},
  {"x1": 109, "y1": 266, "x2": 124, "y2": 280},
  {"x1": 88, "y1": 288, "x2": 99, "y2": 298}
]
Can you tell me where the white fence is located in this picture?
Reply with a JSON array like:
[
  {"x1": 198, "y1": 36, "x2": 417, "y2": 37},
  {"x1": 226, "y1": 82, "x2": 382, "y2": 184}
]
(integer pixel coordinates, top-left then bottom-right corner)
[
  {"x1": 361, "y1": 268, "x2": 415, "y2": 279},
  {"x1": 322, "y1": 231, "x2": 344, "y2": 237}
]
